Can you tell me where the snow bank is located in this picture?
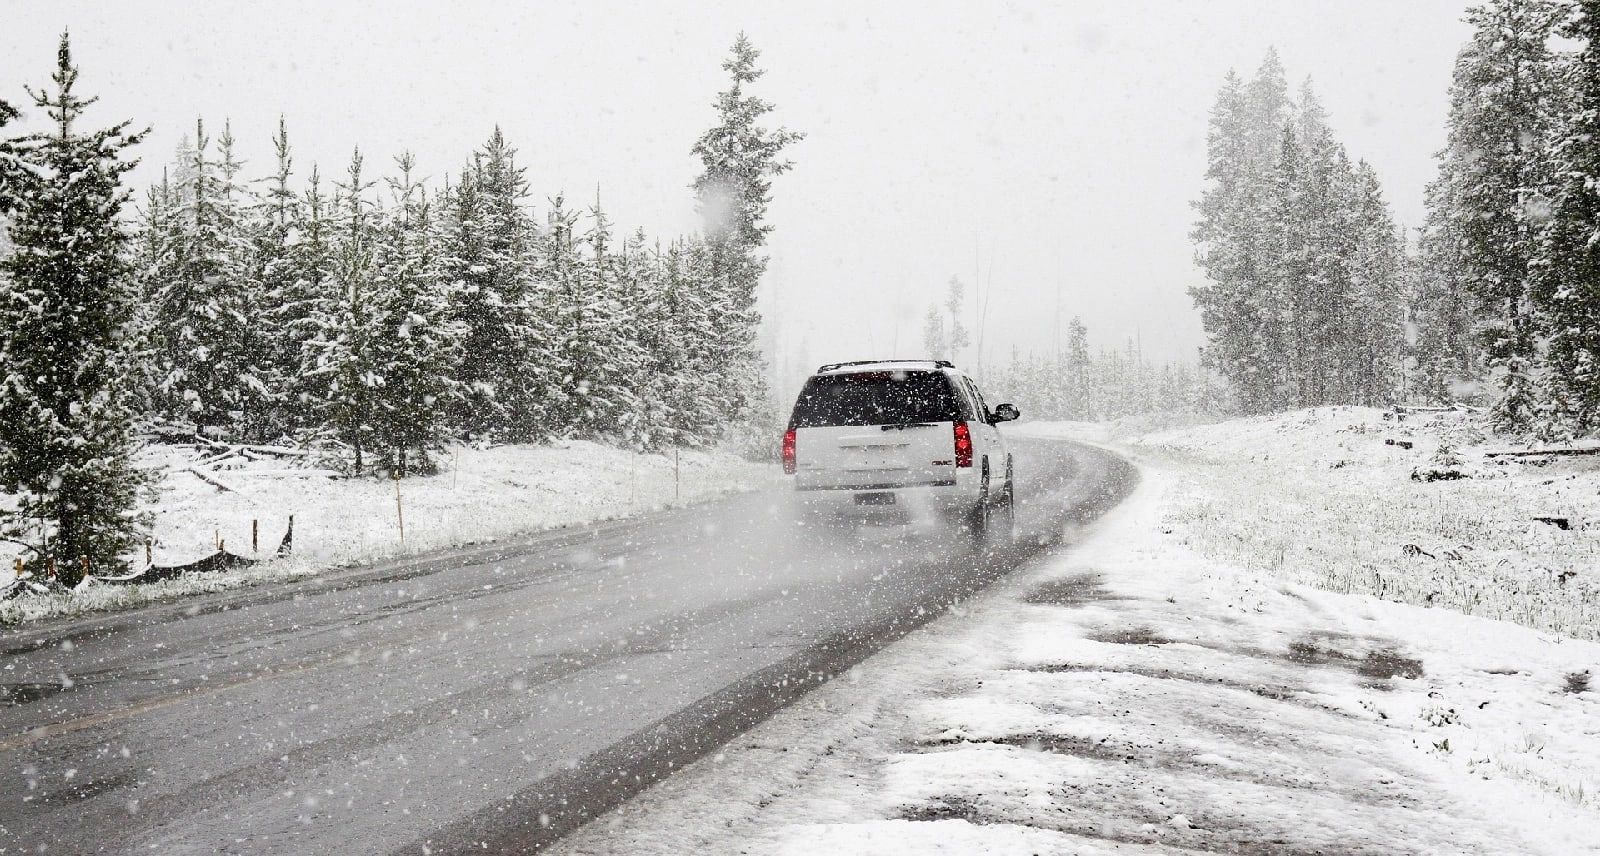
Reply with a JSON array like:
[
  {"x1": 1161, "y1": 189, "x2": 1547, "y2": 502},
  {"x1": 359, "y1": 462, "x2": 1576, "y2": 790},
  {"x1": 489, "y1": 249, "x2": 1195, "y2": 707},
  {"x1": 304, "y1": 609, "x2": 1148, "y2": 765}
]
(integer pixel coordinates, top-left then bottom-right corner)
[{"x1": 1, "y1": 441, "x2": 775, "y2": 625}]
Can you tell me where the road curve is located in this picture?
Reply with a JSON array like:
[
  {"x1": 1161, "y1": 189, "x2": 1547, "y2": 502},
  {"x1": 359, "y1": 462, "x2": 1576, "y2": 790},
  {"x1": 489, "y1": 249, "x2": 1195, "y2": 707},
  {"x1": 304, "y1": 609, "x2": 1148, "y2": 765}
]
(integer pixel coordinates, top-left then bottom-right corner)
[{"x1": 0, "y1": 437, "x2": 1133, "y2": 855}]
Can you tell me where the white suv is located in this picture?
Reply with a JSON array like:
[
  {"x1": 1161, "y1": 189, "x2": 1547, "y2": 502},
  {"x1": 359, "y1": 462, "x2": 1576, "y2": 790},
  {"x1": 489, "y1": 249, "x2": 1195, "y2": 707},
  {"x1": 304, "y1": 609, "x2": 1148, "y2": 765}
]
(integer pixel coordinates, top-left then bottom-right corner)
[{"x1": 782, "y1": 360, "x2": 1020, "y2": 537}]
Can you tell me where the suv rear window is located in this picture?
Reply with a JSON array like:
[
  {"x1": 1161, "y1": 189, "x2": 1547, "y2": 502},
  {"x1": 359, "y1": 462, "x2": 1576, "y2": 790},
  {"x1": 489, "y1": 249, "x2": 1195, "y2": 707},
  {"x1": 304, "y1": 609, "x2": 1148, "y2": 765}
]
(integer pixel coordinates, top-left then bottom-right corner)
[{"x1": 789, "y1": 371, "x2": 963, "y2": 428}]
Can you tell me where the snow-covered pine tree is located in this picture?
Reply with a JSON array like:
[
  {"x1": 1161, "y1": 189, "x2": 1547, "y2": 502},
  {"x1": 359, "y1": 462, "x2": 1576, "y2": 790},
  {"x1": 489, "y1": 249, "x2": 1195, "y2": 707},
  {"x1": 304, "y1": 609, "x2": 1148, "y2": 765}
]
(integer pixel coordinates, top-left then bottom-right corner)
[
  {"x1": 217, "y1": 120, "x2": 276, "y2": 439},
  {"x1": 1533, "y1": 0, "x2": 1600, "y2": 433},
  {"x1": 439, "y1": 129, "x2": 548, "y2": 441},
  {"x1": 1193, "y1": 52, "x2": 1403, "y2": 414},
  {"x1": 1191, "y1": 57, "x2": 1292, "y2": 414},
  {"x1": 572, "y1": 196, "x2": 643, "y2": 438},
  {"x1": 1411, "y1": 208, "x2": 1481, "y2": 403},
  {"x1": 540, "y1": 196, "x2": 585, "y2": 435},
  {"x1": 128, "y1": 169, "x2": 176, "y2": 416},
  {"x1": 1348, "y1": 161, "x2": 1404, "y2": 406},
  {"x1": 150, "y1": 117, "x2": 269, "y2": 438},
  {"x1": 944, "y1": 276, "x2": 971, "y2": 362},
  {"x1": 691, "y1": 33, "x2": 803, "y2": 426},
  {"x1": 0, "y1": 34, "x2": 147, "y2": 580},
  {"x1": 660, "y1": 237, "x2": 723, "y2": 444},
  {"x1": 542, "y1": 194, "x2": 602, "y2": 434},
  {"x1": 1064, "y1": 316, "x2": 1095, "y2": 420},
  {"x1": 267, "y1": 163, "x2": 338, "y2": 440},
  {"x1": 0, "y1": 95, "x2": 18, "y2": 216},
  {"x1": 1262, "y1": 122, "x2": 1310, "y2": 407},
  {"x1": 921, "y1": 305, "x2": 947, "y2": 360},
  {"x1": 614, "y1": 230, "x2": 673, "y2": 449},
  {"x1": 366, "y1": 153, "x2": 463, "y2": 475},
  {"x1": 1434, "y1": 0, "x2": 1566, "y2": 429},
  {"x1": 250, "y1": 117, "x2": 310, "y2": 439},
  {"x1": 303, "y1": 149, "x2": 380, "y2": 472}
]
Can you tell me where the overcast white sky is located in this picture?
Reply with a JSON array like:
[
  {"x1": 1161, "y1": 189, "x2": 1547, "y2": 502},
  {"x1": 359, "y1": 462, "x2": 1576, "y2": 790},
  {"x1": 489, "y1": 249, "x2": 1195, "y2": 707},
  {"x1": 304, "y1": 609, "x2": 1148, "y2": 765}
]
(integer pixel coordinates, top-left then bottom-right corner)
[{"x1": 4, "y1": 0, "x2": 1474, "y2": 394}]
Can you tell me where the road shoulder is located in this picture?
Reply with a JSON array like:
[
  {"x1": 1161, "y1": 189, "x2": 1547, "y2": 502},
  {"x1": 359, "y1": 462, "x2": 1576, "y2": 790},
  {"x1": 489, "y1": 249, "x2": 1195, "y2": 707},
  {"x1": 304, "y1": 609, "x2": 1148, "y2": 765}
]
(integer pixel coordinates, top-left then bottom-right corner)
[{"x1": 551, "y1": 460, "x2": 1600, "y2": 855}]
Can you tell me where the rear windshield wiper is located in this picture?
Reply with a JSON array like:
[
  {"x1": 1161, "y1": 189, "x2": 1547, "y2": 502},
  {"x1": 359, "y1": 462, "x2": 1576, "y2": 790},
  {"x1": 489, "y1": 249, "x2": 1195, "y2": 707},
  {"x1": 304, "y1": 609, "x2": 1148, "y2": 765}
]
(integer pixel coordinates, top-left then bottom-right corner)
[{"x1": 881, "y1": 422, "x2": 938, "y2": 431}]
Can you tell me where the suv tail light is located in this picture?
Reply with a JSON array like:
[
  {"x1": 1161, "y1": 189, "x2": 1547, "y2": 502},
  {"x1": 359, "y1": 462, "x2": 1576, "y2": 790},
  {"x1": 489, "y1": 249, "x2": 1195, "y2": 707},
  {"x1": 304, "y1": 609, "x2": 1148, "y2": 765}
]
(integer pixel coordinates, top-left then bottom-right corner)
[
  {"x1": 953, "y1": 421, "x2": 973, "y2": 468},
  {"x1": 782, "y1": 428, "x2": 797, "y2": 474}
]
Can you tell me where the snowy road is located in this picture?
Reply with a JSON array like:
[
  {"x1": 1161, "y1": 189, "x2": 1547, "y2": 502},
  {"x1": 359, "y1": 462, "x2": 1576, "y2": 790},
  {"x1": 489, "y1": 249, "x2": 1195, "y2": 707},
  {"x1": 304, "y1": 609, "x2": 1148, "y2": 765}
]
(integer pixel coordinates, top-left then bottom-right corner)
[{"x1": 0, "y1": 437, "x2": 1132, "y2": 855}]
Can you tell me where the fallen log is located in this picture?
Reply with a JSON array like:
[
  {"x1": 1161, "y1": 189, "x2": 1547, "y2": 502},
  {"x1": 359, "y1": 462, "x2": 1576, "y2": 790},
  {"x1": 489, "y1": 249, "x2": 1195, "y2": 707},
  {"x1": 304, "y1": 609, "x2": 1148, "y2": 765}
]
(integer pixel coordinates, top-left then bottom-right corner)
[
  {"x1": 235, "y1": 468, "x2": 342, "y2": 479},
  {"x1": 1484, "y1": 447, "x2": 1600, "y2": 459},
  {"x1": 185, "y1": 466, "x2": 242, "y2": 493}
]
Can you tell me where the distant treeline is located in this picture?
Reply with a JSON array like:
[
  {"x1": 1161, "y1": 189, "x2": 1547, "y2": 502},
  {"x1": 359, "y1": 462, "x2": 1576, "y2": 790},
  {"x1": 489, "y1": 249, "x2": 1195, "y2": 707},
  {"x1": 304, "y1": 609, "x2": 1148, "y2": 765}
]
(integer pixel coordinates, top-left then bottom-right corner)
[{"x1": 986, "y1": 318, "x2": 1224, "y2": 424}]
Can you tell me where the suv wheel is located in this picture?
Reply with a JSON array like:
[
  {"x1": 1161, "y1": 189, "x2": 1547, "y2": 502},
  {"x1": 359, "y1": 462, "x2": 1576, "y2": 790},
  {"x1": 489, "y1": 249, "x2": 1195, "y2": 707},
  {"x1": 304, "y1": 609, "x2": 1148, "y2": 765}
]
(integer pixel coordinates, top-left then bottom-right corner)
[
  {"x1": 993, "y1": 456, "x2": 1016, "y2": 548},
  {"x1": 968, "y1": 463, "x2": 992, "y2": 542}
]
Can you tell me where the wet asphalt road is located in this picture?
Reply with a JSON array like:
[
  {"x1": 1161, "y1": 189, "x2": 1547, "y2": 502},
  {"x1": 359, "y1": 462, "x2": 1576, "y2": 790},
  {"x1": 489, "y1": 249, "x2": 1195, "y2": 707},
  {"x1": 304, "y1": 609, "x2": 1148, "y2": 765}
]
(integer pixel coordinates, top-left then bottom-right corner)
[{"x1": 0, "y1": 436, "x2": 1132, "y2": 855}]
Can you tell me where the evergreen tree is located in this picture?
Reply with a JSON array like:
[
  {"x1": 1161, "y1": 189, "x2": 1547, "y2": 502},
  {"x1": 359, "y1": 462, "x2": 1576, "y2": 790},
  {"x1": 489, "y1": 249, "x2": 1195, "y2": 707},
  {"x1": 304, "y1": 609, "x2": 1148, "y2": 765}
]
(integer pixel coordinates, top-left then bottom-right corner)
[
  {"x1": 0, "y1": 34, "x2": 147, "y2": 581},
  {"x1": 1348, "y1": 161, "x2": 1404, "y2": 406},
  {"x1": 614, "y1": 231, "x2": 672, "y2": 448},
  {"x1": 1192, "y1": 52, "x2": 1404, "y2": 415},
  {"x1": 1432, "y1": 0, "x2": 1566, "y2": 428},
  {"x1": 0, "y1": 95, "x2": 19, "y2": 216},
  {"x1": 129, "y1": 169, "x2": 176, "y2": 414},
  {"x1": 574, "y1": 195, "x2": 643, "y2": 436},
  {"x1": 691, "y1": 33, "x2": 802, "y2": 424},
  {"x1": 657, "y1": 237, "x2": 722, "y2": 444},
  {"x1": 250, "y1": 118, "x2": 310, "y2": 438},
  {"x1": 439, "y1": 128, "x2": 548, "y2": 440},
  {"x1": 1533, "y1": 0, "x2": 1600, "y2": 432},
  {"x1": 944, "y1": 276, "x2": 971, "y2": 360},
  {"x1": 303, "y1": 149, "x2": 379, "y2": 472},
  {"x1": 921, "y1": 305, "x2": 947, "y2": 359},
  {"x1": 367, "y1": 153, "x2": 463, "y2": 474},
  {"x1": 1191, "y1": 56, "x2": 1292, "y2": 413},
  {"x1": 149, "y1": 117, "x2": 269, "y2": 437},
  {"x1": 1411, "y1": 214, "x2": 1481, "y2": 403},
  {"x1": 1064, "y1": 316, "x2": 1094, "y2": 420}
]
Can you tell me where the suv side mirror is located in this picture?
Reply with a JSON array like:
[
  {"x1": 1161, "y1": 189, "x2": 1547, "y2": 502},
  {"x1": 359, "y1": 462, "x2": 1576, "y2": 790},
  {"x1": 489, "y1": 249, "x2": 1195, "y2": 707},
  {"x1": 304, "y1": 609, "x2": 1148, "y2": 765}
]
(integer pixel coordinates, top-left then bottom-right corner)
[{"x1": 992, "y1": 403, "x2": 1020, "y2": 423}]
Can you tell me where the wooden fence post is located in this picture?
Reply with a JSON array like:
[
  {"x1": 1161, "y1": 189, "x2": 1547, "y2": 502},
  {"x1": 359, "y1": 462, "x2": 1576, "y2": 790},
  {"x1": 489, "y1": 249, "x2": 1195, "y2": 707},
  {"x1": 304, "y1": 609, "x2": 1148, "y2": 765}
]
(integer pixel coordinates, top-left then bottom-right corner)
[{"x1": 394, "y1": 475, "x2": 406, "y2": 545}]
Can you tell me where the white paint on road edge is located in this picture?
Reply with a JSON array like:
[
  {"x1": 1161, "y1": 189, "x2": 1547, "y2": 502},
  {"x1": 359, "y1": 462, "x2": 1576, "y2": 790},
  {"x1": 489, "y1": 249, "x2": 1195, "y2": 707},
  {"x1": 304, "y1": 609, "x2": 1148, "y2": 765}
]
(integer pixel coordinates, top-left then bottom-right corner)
[{"x1": 552, "y1": 462, "x2": 1600, "y2": 855}]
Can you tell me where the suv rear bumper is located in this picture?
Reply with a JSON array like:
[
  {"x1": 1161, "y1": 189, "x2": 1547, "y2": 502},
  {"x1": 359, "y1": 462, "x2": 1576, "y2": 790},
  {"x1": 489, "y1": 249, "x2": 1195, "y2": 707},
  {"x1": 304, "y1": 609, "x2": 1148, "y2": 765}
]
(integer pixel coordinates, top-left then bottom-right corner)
[
  {"x1": 794, "y1": 477, "x2": 956, "y2": 491},
  {"x1": 791, "y1": 477, "x2": 977, "y2": 521}
]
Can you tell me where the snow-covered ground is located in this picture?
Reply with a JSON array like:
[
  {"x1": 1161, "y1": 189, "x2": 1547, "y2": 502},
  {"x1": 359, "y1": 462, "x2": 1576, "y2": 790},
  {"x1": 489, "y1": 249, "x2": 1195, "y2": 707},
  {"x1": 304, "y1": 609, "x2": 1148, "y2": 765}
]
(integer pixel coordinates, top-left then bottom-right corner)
[
  {"x1": 0, "y1": 440, "x2": 775, "y2": 625},
  {"x1": 1117, "y1": 406, "x2": 1600, "y2": 643},
  {"x1": 552, "y1": 413, "x2": 1600, "y2": 854}
]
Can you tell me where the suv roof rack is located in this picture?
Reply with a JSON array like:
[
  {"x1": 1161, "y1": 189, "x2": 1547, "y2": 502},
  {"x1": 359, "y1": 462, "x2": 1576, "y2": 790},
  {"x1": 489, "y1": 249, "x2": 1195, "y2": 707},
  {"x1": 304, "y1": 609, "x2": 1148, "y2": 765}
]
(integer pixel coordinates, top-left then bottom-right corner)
[{"x1": 815, "y1": 359, "x2": 955, "y2": 373}]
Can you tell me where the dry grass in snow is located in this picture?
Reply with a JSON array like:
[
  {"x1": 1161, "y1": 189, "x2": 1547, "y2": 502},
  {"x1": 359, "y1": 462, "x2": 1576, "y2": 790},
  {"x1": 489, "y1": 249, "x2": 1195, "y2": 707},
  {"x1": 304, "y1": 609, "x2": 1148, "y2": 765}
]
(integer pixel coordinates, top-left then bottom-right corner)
[{"x1": 1029, "y1": 407, "x2": 1600, "y2": 642}]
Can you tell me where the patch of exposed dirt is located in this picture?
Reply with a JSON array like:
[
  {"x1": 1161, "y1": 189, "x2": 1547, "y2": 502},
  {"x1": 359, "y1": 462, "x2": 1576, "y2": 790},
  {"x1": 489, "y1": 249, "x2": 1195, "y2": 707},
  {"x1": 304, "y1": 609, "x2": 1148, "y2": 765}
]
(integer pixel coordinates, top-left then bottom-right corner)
[
  {"x1": 1564, "y1": 671, "x2": 1591, "y2": 694},
  {"x1": 1088, "y1": 626, "x2": 1171, "y2": 645},
  {"x1": 899, "y1": 775, "x2": 1367, "y2": 856},
  {"x1": 916, "y1": 726, "x2": 1393, "y2": 809},
  {"x1": 1286, "y1": 635, "x2": 1423, "y2": 680},
  {"x1": 1021, "y1": 573, "x2": 1122, "y2": 607},
  {"x1": 1023, "y1": 663, "x2": 1309, "y2": 705},
  {"x1": 897, "y1": 794, "x2": 983, "y2": 823}
]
